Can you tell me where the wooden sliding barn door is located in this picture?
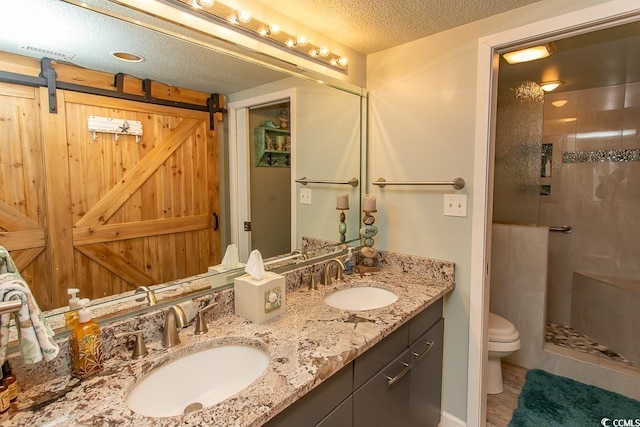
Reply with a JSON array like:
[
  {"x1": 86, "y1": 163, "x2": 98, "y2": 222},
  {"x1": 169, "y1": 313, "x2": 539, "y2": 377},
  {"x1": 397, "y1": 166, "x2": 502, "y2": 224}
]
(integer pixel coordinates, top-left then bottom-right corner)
[
  {"x1": 0, "y1": 84, "x2": 220, "y2": 310},
  {"x1": 0, "y1": 83, "x2": 51, "y2": 307}
]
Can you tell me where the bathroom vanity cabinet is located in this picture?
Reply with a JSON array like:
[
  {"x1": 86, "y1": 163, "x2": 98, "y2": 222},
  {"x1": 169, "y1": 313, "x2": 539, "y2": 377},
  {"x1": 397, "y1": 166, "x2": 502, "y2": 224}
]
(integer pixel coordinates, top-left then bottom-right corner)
[
  {"x1": 266, "y1": 299, "x2": 444, "y2": 427},
  {"x1": 254, "y1": 126, "x2": 291, "y2": 167}
]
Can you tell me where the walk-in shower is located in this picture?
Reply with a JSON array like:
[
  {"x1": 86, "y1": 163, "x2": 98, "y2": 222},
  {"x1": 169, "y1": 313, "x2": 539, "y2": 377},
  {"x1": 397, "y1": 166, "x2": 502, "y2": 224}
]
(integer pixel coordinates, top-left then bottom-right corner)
[{"x1": 491, "y1": 21, "x2": 640, "y2": 375}]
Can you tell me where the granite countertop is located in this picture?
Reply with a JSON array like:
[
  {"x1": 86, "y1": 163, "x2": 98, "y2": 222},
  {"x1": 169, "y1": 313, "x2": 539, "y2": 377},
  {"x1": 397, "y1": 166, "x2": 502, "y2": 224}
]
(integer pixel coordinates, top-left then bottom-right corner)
[{"x1": 4, "y1": 265, "x2": 454, "y2": 427}]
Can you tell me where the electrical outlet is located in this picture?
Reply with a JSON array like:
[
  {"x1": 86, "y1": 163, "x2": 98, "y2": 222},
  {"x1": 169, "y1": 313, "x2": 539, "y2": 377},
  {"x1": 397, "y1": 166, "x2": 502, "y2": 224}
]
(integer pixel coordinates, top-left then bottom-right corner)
[
  {"x1": 444, "y1": 194, "x2": 467, "y2": 217},
  {"x1": 300, "y1": 188, "x2": 312, "y2": 205}
]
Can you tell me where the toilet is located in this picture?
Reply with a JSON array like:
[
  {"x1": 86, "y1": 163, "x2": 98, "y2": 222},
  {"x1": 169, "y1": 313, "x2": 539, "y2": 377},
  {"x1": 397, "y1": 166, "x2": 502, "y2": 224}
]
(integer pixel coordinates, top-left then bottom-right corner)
[{"x1": 487, "y1": 312, "x2": 521, "y2": 394}]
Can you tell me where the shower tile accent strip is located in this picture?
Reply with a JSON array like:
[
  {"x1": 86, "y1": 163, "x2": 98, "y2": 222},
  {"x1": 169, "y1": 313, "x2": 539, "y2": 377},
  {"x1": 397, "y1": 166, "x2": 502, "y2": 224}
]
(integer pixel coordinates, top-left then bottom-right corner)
[
  {"x1": 563, "y1": 148, "x2": 640, "y2": 163},
  {"x1": 546, "y1": 321, "x2": 637, "y2": 368}
]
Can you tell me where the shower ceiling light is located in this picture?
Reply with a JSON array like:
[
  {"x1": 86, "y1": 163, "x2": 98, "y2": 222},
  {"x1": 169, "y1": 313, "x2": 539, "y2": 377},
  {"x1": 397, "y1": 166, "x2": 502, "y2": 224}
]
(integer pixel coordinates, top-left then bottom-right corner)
[
  {"x1": 503, "y1": 44, "x2": 554, "y2": 64},
  {"x1": 552, "y1": 100, "x2": 568, "y2": 107},
  {"x1": 540, "y1": 81, "x2": 562, "y2": 92}
]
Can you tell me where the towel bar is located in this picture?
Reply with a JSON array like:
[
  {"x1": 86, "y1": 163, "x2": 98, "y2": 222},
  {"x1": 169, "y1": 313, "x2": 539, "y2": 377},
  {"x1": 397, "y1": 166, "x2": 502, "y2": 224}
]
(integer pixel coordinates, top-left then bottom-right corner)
[
  {"x1": 0, "y1": 300, "x2": 22, "y2": 315},
  {"x1": 295, "y1": 177, "x2": 359, "y2": 187},
  {"x1": 373, "y1": 177, "x2": 465, "y2": 190}
]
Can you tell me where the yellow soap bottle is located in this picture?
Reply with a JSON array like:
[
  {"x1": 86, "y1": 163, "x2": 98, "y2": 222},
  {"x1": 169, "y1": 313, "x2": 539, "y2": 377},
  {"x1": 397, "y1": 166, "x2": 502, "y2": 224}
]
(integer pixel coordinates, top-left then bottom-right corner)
[
  {"x1": 69, "y1": 299, "x2": 104, "y2": 378},
  {"x1": 64, "y1": 288, "x2": 81, "y2": 329}
]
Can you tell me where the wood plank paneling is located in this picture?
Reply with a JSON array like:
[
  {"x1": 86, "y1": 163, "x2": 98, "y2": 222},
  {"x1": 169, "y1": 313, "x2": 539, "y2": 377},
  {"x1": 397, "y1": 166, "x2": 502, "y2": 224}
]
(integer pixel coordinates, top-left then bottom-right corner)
[
  {"x1": 40, "y1": 87, "x2": 75, "y2": 309},
  {"x1": 73, "y1": 215, "x2": 212, "y2": 245},
  {"x1": 75, "y1": 244, "x2": 157, "y2": 287}
]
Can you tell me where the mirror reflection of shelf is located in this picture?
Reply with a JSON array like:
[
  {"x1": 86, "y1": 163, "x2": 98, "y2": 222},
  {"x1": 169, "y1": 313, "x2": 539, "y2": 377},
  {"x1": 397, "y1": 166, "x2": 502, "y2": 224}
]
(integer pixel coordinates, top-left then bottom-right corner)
[{"x1": 255, "y1": 127, "x2": 291, "y2": 167}]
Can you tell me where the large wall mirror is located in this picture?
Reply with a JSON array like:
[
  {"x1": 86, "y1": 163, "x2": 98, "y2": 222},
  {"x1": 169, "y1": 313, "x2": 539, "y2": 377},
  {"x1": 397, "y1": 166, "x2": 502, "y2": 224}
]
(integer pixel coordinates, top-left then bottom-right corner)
[{"x1": 0, "y1": 0, "x2": 365, "y2": 325}]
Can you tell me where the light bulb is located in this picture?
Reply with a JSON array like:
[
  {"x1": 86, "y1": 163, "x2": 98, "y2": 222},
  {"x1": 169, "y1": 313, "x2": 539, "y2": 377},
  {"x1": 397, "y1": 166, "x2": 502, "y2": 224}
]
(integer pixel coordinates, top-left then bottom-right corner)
[
  {"x1": 258, "y1": 27, "x2": 269, "y2": 36},
  {"x1": 296, "y1": 36, "x2": 307, "y2": 46},
  {"x1": 269, "y1": 24, "x2": 281, "y2": 35},
  {"x1": 337, "y1": 57, "x2": 348, "y2": 66},
  {"x1": 195, "y1": 0, "x2": 214, "y2": 7},
  {"x1": 227, "y1": 15, "x2": 239, "y2": 25},
  {"x1": 309, "y1": 49, "x2": 318, "y2": 57},
  {"x1": 318, "y1": 47, "x2": 329, "y2": 57},
  {"x1": 285, "y1": 39, "x2": 296, "y2": 48},
  {"x1": 238, "y1": 10, "x2": 251, "y2": 23}
]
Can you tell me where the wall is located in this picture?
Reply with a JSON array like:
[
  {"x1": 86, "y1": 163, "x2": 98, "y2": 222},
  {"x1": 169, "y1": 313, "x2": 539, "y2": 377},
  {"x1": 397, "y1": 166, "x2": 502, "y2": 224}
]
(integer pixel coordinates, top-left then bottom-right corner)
[
  {"x1": 231, "y1": 77, "x2": 362, "y2": 249},
  {"x1": 366, "y1": 0, "x2": 616, "y2": 422},
  {"x1": 541, "y1": 83, "x2": 640, "y2": 325}
]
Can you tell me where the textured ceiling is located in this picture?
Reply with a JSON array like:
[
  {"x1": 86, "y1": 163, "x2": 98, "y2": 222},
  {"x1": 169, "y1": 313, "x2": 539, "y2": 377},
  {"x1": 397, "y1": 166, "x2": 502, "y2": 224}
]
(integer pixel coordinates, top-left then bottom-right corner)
[{"x1": 253, "y1": 0, "x2": 542, "y2": 54}]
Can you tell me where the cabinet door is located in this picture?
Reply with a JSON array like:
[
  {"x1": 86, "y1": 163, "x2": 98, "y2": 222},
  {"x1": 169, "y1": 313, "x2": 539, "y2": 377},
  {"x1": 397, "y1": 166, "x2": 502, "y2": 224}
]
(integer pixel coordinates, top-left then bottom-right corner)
[
  {"x1": 354, "y1": 349, "x2": 412, "y2": 427},
  {"x1": 409, "y1": 318, "x2": 444, "y2": 427},
  {"x1": 317, "y1": 396, "x2": 353, "y2": 427},
  {"x1": 266, "y1": 364, "x2": 353, "y2": 427}
]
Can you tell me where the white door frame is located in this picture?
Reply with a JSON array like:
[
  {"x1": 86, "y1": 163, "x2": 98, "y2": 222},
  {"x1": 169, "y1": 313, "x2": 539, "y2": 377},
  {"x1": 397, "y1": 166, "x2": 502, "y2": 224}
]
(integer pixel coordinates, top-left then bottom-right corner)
[
  {"x1": 468, "y1": 2, "x2": 640, "y2": 426},
  {"x1": 228, "y1": 89, "x2": 297, "y2": 261}
]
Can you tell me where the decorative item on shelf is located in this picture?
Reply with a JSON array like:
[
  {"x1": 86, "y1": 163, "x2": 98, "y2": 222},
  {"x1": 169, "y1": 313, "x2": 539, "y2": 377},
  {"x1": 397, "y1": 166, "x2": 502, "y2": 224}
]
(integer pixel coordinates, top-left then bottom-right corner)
[
  {"x1": 360, "y1": 194, "x2": 379, "y2": 267},
  {"x1": 336, "y1": 194, "x2": 349, "y2": 243},
  {"x1": 255, "y1": 119, "x2": 291, "y2": 168},
  {"x1": 279, "y1": 108, "x2": 289, "y2": 129}
]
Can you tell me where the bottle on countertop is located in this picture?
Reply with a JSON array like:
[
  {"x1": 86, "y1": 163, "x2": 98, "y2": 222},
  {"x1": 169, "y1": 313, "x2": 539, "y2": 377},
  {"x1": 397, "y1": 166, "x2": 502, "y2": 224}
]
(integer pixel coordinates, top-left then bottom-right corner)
[
  {"x1": 1, "y1": 361, "x2": 17, "y2": 403},
  {"x1": 65, "y1": 288, "x2": 82, "y2": 329},
  {"x1": 0, "y1": 375, "x2": 9, "y2": 413},
  {"x1": 344, "y1": 248, "x2": 355, "y2": 275},
  {"x1": 69, "y1": 299, "x2": 104, "y2": 378}
]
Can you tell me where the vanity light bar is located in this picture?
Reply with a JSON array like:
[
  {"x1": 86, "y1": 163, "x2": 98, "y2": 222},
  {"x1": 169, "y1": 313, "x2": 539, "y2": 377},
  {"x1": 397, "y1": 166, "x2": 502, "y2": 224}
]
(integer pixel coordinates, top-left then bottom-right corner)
[{"x1": 172, "y1": 0, "x2": 348, "y2": 72}]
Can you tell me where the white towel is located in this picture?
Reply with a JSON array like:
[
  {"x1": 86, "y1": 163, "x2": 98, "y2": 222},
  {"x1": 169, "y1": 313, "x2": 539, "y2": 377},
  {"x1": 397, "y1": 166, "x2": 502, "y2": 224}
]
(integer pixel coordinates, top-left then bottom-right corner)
[
  {"x1": 0, "y1": 246, "x2": 19, "y2": 276},
  {"x1": 0, "y1": 273, "x2": 60, "y2": 365}
]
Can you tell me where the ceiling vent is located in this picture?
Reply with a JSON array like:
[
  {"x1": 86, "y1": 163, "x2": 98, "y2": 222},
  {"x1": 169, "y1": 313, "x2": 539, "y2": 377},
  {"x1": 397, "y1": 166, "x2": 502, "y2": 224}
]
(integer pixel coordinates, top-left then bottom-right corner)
[{"x1": 20, "y1": 45, "x2": 76, "y2": 62}]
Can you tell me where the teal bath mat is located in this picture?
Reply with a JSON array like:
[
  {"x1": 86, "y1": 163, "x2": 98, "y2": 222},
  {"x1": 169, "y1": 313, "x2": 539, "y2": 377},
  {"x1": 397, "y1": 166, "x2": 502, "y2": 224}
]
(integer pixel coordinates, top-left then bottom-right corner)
[{"x1": 509, "y1": 369, "x2": 640, "y2": 426}]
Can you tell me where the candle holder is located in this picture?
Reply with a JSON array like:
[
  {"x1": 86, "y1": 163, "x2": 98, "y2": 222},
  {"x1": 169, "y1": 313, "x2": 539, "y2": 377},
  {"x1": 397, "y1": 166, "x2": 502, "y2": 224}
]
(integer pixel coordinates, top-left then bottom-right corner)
[
  {"x1": 338, "y1": 209, "x2": 347, "y2": 243},
  {"x1": 360, "y1": 210, "x2": 379, "y2": 267}
]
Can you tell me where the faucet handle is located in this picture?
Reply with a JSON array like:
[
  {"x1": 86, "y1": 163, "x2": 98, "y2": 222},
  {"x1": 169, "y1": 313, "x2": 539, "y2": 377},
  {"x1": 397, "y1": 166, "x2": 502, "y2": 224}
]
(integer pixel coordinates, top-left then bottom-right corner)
[
  {"x1": 193, "y1": 301, "x2": 218, "y2": 335},
  {"x1": 304, "y1": 273, "x2": 318, "y2": 291},
  {"x1": 194, "y1": 309, "x2": 209, "y2": 335},
  {"x1": 115, "y1": 330, "x2": 148, "y2": 359}
]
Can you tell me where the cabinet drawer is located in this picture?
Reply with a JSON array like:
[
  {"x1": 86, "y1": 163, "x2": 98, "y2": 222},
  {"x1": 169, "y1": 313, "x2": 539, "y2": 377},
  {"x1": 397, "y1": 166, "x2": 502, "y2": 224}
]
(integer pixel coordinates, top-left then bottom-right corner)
[
  {"x1": 353, "y1": 322, "x2": 409, "y2": 389},
  {"x1": 353, "y1": 349, "x2": 412, "y2": 427},
  {"x1": 409, "y1": 298, "x2": 443, "y2": 345},
  {"x1": 266, "y1": 363, "x2": 353, "y2": 427}
]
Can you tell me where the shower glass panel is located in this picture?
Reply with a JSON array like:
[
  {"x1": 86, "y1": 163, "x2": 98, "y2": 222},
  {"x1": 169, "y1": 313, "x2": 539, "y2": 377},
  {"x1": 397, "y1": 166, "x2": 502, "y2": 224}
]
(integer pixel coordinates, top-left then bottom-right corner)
[{"x1": 493, "y1": 81, "x2": 544, "y2": 224}]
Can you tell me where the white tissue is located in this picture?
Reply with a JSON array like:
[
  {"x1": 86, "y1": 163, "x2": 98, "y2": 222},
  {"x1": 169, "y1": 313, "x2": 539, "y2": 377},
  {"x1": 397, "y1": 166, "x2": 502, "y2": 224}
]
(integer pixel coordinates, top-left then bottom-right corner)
[
  {"x1": 221, "y1": 244, "x2": 240, "y2": 270},
  {"x1": 245, "y1": 249, "x2": 266, "y2": 281}
]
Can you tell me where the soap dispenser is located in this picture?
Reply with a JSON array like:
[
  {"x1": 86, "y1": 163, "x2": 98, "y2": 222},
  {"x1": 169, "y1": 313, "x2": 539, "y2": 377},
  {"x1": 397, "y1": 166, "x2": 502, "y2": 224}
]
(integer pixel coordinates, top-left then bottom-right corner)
[
  {"x1": 344, "y1": 248, "x2": 355, "y2": 275},
  {"x1": 69, "y1": 299, "x2": 104, "y2": 378},
  {"x1": 65, "y1": 288, "x2": 81, "y2": 329}
]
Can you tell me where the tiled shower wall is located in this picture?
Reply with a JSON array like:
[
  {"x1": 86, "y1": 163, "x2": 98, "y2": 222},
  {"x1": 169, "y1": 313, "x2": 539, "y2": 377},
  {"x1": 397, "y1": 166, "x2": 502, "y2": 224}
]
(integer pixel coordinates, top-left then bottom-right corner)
[{"x1": 540, "y1": 82, "x2": 640, "y2": 326}]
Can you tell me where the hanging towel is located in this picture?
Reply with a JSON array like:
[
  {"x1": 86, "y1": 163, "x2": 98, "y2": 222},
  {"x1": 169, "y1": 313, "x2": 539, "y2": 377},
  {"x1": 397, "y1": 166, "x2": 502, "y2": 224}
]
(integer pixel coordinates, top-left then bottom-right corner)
[
  {"x1": 0, "y1": 246, "x2": 19, "y2": 276},
  {"x1": 0, "y1": 273, "x2": 60, "y2": 365}
]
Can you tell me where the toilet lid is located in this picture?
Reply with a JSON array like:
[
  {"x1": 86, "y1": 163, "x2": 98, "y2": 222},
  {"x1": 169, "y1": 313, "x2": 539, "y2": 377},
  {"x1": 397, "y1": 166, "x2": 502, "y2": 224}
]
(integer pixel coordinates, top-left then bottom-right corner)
[{"x1": 488, "y1": 313, "x2": 520, "y2": 343}]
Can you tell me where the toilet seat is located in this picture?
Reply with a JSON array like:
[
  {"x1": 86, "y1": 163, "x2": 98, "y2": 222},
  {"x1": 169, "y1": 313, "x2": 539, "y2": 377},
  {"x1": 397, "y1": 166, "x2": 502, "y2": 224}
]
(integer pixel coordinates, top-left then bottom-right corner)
[{"x1": 488, "y1": 313, "x2": 519, "y2": 343}]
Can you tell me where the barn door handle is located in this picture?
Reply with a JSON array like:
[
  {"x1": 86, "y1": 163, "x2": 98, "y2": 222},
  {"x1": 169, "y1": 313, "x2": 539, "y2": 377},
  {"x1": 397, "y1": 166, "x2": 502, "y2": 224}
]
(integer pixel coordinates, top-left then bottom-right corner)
[{"x1": 212, "y1": 212, "x2": 219, "y2": 231}]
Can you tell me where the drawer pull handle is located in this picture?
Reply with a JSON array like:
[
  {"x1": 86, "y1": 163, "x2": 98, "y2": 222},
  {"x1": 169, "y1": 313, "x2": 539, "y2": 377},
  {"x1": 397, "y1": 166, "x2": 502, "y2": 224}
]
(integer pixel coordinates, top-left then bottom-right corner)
[
  {"x1": 386, "y1": 361, "x2": 412, "y2": 386},
  {"x1": 412, "y1": 340, "x2": 434, "y2": 361}
]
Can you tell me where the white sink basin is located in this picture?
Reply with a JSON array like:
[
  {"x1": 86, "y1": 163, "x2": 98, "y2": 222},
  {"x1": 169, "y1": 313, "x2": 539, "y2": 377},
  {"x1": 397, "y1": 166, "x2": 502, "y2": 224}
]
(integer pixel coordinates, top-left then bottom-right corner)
[
  {"x1": 126, "y1": 344, "x2": 269, "y2": 417},
  {"x1": 324, "y1": 286, "x2": 398, "y2": 311}
]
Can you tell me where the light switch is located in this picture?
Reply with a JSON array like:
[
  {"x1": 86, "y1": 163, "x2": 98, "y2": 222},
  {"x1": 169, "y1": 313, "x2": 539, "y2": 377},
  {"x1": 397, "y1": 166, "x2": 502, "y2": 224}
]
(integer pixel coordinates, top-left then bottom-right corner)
[
  {"x1": 300, "y1": 188, "x2": 312, "y2": 205},
  {"x1": 444, "y1": 194, "x2": 467, "y2": 217}
]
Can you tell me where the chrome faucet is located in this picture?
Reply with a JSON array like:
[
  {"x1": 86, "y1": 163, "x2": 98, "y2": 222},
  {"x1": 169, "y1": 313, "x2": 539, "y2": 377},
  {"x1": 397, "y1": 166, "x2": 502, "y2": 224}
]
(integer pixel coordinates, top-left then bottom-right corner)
[
  {"x1": 323, "y1": 258, "x2": 346, "y2": 286},
  {"x1": 162, "y1": 305, "x2": 188, "y2": 348}
]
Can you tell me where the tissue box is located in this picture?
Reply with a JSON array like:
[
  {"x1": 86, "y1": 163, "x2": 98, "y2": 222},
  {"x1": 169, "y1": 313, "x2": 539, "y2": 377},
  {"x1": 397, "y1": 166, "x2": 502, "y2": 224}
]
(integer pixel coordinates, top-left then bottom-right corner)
[
  {"x1": 208, "y1": 264, "x2": 245, "y2": 288},
  {"x1": 234, "y1": 272, "x2": 286, "y2": 323}
]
